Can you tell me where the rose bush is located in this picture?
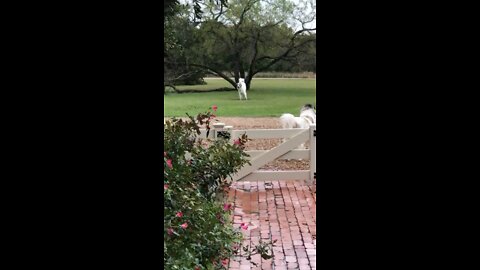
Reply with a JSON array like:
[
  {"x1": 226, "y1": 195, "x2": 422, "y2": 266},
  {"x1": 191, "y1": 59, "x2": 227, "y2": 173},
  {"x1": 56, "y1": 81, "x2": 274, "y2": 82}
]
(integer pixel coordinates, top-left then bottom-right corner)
[{"x1": 164, "y1": 108, "x2": 254, "y2": 270}]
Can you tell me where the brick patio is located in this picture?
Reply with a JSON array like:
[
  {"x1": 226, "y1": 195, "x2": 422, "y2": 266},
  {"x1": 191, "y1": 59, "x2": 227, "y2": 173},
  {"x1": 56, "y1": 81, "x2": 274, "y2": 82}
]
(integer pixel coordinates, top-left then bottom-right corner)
[{"x1": 227, "y1": 180, "x2": 316, "y2": 270}]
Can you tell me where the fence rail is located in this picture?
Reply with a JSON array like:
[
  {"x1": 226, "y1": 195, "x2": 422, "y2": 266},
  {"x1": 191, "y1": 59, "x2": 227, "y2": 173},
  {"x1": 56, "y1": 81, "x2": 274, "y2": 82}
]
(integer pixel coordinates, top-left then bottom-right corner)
[{"x1": 199, "y1": 123, "x2": 316, "y2": 184}]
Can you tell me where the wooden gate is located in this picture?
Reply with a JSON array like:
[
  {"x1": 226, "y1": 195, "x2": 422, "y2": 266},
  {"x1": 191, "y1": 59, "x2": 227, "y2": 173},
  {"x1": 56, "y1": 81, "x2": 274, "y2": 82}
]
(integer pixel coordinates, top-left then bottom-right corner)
[{"x1": 199, "y1": 123, "x2": 316, "y2": 184}]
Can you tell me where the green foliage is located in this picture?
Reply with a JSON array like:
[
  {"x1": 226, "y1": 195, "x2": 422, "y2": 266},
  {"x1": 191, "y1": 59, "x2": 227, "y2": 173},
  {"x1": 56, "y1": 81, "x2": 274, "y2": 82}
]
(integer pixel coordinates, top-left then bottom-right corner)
[
  {"x1": 164, "y1": 0, "x2": 316, "y2": 90},
  {"x1": 165, "y1": 110, "x2": 273, "y2": 270},
  {"x1": 164, "y1": 0, "x2": 180, "y2": 18},
  {"x1": 164, "y1": 111, "x2": 250, "y2": 197},
  {"x1": 164, "y1": 9, "x2": 208, "y2": 86}
]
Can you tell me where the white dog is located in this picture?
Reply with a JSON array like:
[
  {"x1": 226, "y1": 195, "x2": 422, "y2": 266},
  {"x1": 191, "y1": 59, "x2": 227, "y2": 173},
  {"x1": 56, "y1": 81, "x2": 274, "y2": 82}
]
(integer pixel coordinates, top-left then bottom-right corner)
[
  {"x1": 237, "y1": 78, "x2": 247, "y2": 100},
  {"x1": 280, "y1": 104, "x2": 316, "y2": 149}
]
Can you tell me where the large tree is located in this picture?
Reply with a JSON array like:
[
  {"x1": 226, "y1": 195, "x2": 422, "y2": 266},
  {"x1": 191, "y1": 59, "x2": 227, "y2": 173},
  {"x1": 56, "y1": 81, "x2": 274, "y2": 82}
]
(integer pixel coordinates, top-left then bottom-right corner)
[{"x1": 180, "y1": 0, "x2": 316, "y2": 90}]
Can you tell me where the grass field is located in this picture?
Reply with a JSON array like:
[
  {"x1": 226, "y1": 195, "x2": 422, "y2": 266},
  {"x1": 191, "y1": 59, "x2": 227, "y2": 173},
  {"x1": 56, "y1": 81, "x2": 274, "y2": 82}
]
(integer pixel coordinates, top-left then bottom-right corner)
[{"x1": 164, "y1": 78, "x2": 316, "y2": 117}]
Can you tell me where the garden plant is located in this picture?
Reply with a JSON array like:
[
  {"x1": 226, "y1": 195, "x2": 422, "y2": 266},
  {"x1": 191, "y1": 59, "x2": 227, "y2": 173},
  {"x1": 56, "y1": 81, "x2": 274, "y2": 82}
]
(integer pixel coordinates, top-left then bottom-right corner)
[{"x1": 164, "y1": 107, "x2": 275, "y2": 270}]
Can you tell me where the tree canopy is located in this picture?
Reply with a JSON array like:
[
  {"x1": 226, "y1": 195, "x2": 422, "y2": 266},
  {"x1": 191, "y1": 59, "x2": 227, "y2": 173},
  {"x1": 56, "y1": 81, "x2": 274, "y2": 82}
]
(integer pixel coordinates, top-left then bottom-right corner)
[{"x1": 164, "y1": 0, "x2": 316, "y2": 91}]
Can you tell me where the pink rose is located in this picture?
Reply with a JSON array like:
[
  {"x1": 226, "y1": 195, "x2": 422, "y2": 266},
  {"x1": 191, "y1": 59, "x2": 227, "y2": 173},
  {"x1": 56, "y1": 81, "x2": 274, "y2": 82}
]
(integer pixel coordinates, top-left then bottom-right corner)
[
  {"x1": 223, "y1": 203, "x2": 232, "y2": 211},
  {"x1": 166, "y1": 159, "x2": 173, "y2": 169},
  {"x1": 181, "y1": 222, "x2": 188, "y2": 229},
  {"x1": 212, "y1": 105, "x2": 218, "y2": 111},
  {"x1": 176, "y1": 211, "x2": 183, "y2": 218}
]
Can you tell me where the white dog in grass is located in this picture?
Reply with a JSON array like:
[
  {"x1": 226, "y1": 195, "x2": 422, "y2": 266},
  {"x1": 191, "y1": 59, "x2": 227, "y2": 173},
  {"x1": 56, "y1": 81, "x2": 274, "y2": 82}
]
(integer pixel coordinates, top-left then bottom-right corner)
[
  {"x1": 237, "y1": 78, "x2": 247, "y2": 100},
  {"x1": 280, "y1": 104, "x2": 316, "y2": 149}
]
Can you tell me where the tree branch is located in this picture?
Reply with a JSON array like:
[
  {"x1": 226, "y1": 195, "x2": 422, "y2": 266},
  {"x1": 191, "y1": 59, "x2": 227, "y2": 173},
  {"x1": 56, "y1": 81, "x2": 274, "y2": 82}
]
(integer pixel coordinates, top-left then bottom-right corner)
[
  {"x1": 164, "y1": 84, "x2": 180, "y2": 93},
  {"x1": 188, "y1": 63, "x2": 236, "y2": 88},
  {"x1": 253, "y1": 35, "x2": 315, "y2": 75},
  {"x1": 246, "y1": 30, "x2": 261, "y2": 83},
  {"x1": 235, "y1": 0, "x2": 259, "y2": 27}
]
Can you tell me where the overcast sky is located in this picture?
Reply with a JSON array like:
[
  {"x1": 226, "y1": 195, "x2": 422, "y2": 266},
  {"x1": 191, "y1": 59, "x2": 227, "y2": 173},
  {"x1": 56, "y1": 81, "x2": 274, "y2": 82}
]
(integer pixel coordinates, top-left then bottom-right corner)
[{"x1": 292, "y1": 0, "x2": 316, "y2": 31}]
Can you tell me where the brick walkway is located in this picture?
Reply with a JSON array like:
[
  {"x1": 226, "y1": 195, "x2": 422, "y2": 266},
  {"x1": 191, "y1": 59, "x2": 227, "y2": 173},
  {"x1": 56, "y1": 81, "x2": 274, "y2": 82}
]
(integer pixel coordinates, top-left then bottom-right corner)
[{"x1": 227, "y1": 180, "x2": 316, "y2": 270}]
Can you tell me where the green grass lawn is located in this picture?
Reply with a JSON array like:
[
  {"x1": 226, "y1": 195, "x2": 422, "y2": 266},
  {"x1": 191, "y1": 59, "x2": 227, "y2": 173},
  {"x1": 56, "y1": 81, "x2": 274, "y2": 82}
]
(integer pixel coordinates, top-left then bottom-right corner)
[{"x1": 164, "y1": 78, "x2": 316, "y2": 117}]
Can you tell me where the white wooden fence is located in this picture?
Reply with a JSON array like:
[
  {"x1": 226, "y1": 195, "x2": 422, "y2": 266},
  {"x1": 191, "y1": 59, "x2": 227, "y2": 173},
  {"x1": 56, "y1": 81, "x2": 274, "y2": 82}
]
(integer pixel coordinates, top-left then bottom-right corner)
[{"x1": 199, "y1": 123, "x2": 316, "y2": 184}]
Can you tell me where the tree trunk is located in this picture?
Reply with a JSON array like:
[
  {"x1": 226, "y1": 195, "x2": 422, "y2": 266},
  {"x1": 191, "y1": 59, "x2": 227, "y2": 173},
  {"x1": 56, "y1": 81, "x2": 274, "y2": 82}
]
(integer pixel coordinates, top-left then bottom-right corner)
[
  {"x1": 240, "y1": 65, "x2": 245, "y2": 81},
  {"x1": 234, "y1": 57, "x2": 242, "y2": 83},
  {"x1": 246, "y1": 76, "x2": 252, "y2": 90},
  {"x1": 234, "y1": 71, "x2": 239, "y2": 83}
]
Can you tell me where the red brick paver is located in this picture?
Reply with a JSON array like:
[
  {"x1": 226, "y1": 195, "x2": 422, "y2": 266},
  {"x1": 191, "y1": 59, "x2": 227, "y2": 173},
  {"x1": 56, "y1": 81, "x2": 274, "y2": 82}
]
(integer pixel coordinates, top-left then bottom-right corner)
[{"x1": 227, "y1": 180, "x2": 316, "y2": 270}]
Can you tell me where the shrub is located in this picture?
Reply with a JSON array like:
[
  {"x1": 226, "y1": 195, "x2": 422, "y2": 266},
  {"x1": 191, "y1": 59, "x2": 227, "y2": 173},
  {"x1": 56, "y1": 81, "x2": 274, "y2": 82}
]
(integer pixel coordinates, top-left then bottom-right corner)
[{"x1": 164, "y1": 109, "x2": 251, "y2": 270}]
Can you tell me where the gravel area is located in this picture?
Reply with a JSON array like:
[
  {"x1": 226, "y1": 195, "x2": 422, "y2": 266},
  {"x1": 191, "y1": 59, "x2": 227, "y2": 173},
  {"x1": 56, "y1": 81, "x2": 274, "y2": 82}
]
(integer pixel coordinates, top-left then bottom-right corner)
[
  {"x1": 164, "y1": 117, "x2": 311, "y2": 171},
  {"x1": 215, "y1": 117, "x2": 310, "y2": 171}
]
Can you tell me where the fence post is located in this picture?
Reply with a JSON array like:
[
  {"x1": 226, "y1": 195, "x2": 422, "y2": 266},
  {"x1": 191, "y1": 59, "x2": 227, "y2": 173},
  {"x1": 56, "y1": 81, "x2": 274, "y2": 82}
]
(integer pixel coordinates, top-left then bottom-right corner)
[
  {"x1": 213, "y1": 123, "x2": 233, "y2": 141},
  {"x1": 309, "y1": 124, "x2": 316, "y2": 185},
  {"x1": 212, "y1": 123, "x2": 225, "y2": 139}
]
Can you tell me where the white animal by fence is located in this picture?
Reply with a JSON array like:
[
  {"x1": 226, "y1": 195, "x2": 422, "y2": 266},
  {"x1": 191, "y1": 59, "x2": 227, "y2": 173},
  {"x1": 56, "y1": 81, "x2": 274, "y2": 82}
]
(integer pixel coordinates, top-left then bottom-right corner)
[
  {"x1": 280, "y1": 104, "x2": 316, "y2": 149},
  {"x1": 237, "y1": 78, "x2": 247, "y2": 100}
]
